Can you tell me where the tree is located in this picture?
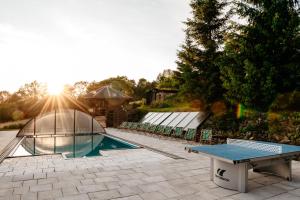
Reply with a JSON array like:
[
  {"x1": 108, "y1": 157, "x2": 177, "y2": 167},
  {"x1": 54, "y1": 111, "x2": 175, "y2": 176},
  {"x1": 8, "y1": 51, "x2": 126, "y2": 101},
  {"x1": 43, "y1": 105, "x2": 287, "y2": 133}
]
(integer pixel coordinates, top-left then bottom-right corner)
[
  {"x1": 220, "y1": 0, "x2": 300, "y2": 111},
  {"x1": 176, "y1": 31, "x2": 203, "y2": 98},
  {"x1": 73, "y1": 81, "x2": 89, "y2": 97},
  {"x1": 177, "y1": 0, "x2": 228, "y2": 104},
  {"x1": 0, "y1": 91, "x2": 10, "y2": 104},
  {"x1": 17, "y1": 81, "x2": 47, "y2": 100},
  {"x1": 87, "y1": 76, "x2": 136, "y2": 96},
  {"x1": 156, "y1": 69, "x2": 180, "y2": 89},
  {"x1": 134, "y1": 78, "x2": 155, "y2": 100}
]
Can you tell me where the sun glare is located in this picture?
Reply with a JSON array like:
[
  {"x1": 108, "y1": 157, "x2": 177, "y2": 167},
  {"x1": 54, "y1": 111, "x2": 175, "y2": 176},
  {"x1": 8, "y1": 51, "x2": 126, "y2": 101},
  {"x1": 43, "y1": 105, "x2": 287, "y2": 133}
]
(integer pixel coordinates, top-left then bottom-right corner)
[{"x1": 47, "y1": 83, "x2": 63, "y2": 96}]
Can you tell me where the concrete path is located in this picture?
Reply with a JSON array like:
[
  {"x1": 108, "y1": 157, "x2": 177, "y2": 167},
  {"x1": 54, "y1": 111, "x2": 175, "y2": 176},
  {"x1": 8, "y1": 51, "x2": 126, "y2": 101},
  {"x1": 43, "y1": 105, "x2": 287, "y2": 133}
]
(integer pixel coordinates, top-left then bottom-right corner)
[
  {"x1": 0, "y1": 128, "x2": 299, "y2": 200},
  {"x1": 0, "y1": 130, "x2": 18, "y2": 152}
]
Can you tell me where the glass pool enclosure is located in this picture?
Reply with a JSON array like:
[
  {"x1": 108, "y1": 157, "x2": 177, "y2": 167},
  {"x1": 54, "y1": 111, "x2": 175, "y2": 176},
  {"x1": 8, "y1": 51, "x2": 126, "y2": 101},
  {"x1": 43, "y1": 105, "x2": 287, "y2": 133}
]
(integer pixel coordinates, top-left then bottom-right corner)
[{"x1": 11, "y1": 109, "x2": 137, "y2": 158}]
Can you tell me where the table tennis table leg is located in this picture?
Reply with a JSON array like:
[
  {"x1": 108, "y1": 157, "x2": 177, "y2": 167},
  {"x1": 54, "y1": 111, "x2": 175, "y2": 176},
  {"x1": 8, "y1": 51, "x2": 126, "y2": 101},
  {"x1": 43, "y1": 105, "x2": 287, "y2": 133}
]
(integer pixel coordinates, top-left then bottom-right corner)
[
  {"x1": 238, "y1": 163, "x2": 248, "y2": 193},
  {"x1": 210, "y1": 158, "x2": 214, "y2": 181},
  {"x1": 253, "y1": 159, "x2": 292, "y2": 181}
]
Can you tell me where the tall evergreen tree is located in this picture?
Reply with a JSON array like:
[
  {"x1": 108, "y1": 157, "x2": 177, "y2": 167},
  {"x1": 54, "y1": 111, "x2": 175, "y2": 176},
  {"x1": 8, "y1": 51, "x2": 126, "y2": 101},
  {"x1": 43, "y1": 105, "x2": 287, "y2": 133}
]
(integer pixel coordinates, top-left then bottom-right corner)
[
  {"x1": 177, "y1": 0, "x2": 228, "y2": 104},
  {"x1": 220, "y1": 0, "x2": 300, "y2": 111}
]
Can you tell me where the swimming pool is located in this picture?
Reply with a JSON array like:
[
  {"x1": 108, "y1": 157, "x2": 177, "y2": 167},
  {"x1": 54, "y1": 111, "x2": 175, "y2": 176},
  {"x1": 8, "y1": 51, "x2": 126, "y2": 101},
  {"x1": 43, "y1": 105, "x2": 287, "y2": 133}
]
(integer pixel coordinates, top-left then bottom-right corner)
[{"x1": 10, "y1": 134, "x2": 138, "y2": 158}]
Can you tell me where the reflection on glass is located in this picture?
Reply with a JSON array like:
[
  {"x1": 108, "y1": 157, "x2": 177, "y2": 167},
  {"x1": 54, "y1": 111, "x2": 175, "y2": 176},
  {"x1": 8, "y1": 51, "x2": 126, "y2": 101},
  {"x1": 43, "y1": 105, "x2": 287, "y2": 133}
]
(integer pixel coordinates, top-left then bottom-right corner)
[{"x1": 35, "y1": 137, "x2": 55, "y2": 154}]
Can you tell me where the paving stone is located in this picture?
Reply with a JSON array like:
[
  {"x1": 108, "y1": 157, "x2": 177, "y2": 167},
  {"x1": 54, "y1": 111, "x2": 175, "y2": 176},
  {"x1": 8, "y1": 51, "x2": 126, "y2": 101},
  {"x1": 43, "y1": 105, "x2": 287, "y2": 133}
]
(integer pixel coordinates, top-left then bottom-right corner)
[
  {"x1": 118, "y1": 186, "x2": 143, "y2": 196},
  {"x1": 0, "y1": 182, "x2": 14, "y2": 189},
  {"x1": 158, "y1": 188, "x2": 179, "y2": 198},
  {"x1": 143, "y1": 176, "x2": 166, "y2": 183},
  {"x1": 94, "y1": 176, "x2": 119, "y2": 183},
  {"x1": 61, "y1": 186, "x2": 78, "y2": 196},
  {"x1": 33, "y1": 173, "x2": 46, "y2": 180},
  {"x1": 0, "y1": 194, "x2": 21, "y2": 200},
  {"x1": 14, "y1": 186, "x2": 29, "y2": 195},
  {"x1": 170, "y1": 185, "x2": 197, "y2": 196},
  {"x1": 104, "y1": 182, "x2": 120, "y2": 190},
  {"x1": 23, "y1": 180, "x2": 37, "y2": 187},
  {"x1": 254, "y1": 176, "x2": 283, "y2": 185},
  {"x1": 0, "y1": 188, "x2": 13, "y2": 196},
  {"x1": 30, "y1": 184, "x2": 52, "y2": 192},
  {"x1": 83, "y1": 173, "x2": 96, "y2": 179},
  {"x1": 38, "y1": 189, "x2": 62, "y2": 200},
  {"x1": 140, "y1": 192, "x2": 167, "y2": 200},
  {"x1": 272, "y1": 183, "x2": 295, "y2": 191},
  {"x1": 77, "y1": 184, "x2": 107, "y2": 193},
  {"x1": 80, "y1": 178, "x2": 94, "y2": 185},
  {"x1": 120, "y1": 179, "x2": 145, "y2": 187},
  {"x1": 13, "y1": 174, "x2": 34, "y2": 182},
  {"x1": 138, "y1": 184, "x2": 161, "y2": 193},
  {"x1": 56, "y1": 194, "x2": 89, "y2": 200},
  {"x1": 88, "y1": 189, "x2": 121, "y2": 200},
  {"x1": 53, "y1": 181, "x2": 80, "y2": 189},
  {"x1": 268, "y1": 193, "x2": 300, "y2": 200},
  {"x1": 21, "y1": 192, "x2": 37, "y2": 200},
  {"x1": 209, "y1": 187, "x2": 239, "y2": 198},
  {"x1": 288, "y1": 188, "x2": 300, "y2": 196},
  {"x1": 37, "y1": 178, "x2": 57, "y2": 185},
  {"x1": 230, "y1": 186, "x2": 283, "y2": 200},
  {"x1": 128, "y1": 173, "x2": 147, "y2": 179},
  {"x1": 114, "y1": 195, "x2": 143, "y2": 200}
]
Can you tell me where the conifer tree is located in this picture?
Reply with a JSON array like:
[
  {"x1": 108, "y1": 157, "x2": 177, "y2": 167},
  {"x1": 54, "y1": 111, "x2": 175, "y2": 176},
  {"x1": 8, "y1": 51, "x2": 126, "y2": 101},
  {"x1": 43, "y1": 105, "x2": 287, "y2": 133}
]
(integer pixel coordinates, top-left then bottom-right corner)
[
  {"x1": 177, "y1": 0, "x2": 228, "y2": 104},
  {"x1": 220, "y1": 0, "x2": 300, "y2": 111}
]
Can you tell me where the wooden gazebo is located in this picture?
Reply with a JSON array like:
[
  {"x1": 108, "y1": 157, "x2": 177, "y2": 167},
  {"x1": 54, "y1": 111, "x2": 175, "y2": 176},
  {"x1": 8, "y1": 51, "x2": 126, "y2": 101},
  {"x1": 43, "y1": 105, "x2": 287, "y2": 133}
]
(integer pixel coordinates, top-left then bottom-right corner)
[{"x1": 84, "y1": 85, "x2": 132, "y2": 127}]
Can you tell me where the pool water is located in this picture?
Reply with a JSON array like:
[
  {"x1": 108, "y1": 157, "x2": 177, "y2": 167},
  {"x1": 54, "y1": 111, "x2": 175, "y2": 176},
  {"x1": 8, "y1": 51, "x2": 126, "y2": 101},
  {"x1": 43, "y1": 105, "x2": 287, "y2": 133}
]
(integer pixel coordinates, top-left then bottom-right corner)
[{"x1": 11, "y1": 134, "x2": 138, "y2": 158}]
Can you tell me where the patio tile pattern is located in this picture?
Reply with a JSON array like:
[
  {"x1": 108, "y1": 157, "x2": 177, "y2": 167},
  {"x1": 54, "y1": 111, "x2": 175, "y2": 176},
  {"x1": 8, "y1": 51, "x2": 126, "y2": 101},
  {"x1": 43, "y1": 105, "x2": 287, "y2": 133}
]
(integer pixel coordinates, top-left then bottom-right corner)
[{"x1": 0, "y1": 128, "x2": 299, "y2": 200}]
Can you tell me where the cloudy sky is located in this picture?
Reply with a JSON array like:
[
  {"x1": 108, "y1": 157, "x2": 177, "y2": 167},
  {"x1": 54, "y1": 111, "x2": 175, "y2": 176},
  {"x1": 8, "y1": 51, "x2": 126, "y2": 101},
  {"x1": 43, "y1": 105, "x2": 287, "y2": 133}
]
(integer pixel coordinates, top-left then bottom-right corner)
[{"x1": 0, "y1": 0, "x2": 190, "y2": 92}]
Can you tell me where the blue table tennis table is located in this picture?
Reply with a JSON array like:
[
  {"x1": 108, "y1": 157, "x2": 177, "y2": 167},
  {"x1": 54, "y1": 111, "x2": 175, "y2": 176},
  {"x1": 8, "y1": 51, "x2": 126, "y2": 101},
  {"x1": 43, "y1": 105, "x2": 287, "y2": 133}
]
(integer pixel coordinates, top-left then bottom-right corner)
[{"x1": 186, "y1": 139, "x2": 300, "y2": 192}]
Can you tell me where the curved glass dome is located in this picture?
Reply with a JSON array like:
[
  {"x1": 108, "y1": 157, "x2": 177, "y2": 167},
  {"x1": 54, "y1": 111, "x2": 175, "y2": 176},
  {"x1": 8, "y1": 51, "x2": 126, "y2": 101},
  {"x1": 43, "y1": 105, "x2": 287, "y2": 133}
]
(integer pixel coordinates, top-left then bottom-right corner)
[{"x1": 18, "y1": 109, "x2": 105, "y2": 137}]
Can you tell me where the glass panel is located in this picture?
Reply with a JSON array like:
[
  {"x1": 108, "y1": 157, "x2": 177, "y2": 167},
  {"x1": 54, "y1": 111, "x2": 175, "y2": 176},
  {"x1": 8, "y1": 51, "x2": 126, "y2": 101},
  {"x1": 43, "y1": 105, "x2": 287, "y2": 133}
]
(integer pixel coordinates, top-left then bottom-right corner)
[
  {"x1": 55, "y1": 136, "x2": 74, "y2": 156},
  {"x1": 93, "y1": 118, "x2": 105, "y2": 133},
  {"x1": 34, "y1": 137, "x2": 55, "y2": 155},
  {"x1": 18, "y1": 119, "x2": 34, "y2": 136},
  {"x1": 184, "y1": 112, "x2": 207, "y2": 130},
  {"x1": 140, "y1": 112, "x2": 153, "y2": 123},
  {"x1": 148, "y1": 113, "x2": 163, "y2": 124},
  {"x1": 176, "y1": 112, "x2": 199, "y2": 128},
  {"x1": 35, "y1": 112, "x2": 55, "y2": 135},
  {"x1": 21, "y1": 137, "x2": 34, "y2": 154},
  {"x1": 75, "y1": 111, "x2": 92, "y2": 134},
  {"x1": 160, "y1": 112, "x2": 180, "y2": 126},
  {"x1": 56, "y1": 110, "x2": 74, "y2": 135},
  {"x1": 153, "y1": 112, "x2": 172, "y2": 125},
  {"x1": 143, "y1": 113, "x2": 158, "y2": 123},
  {"x1": 75, "y1": 136, "x2": 93, "y2": 157},
  {"x1": 168, "y1": 112, "x2": 189, "y2": 127}
]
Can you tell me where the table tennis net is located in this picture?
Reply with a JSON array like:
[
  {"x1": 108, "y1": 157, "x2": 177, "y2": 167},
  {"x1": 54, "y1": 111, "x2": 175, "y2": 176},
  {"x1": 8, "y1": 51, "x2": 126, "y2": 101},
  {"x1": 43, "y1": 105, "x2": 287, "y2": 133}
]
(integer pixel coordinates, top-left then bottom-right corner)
[{"x1": 227, "y1": 139, "x2": 282, "y2": 154}]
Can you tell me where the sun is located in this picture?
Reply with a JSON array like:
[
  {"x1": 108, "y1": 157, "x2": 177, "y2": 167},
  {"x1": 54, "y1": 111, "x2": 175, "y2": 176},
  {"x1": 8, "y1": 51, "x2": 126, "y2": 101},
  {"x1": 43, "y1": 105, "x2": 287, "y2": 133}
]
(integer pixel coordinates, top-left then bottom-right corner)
[{"x1": 47, "y1": 83, "x2": 63, "y2": 96}]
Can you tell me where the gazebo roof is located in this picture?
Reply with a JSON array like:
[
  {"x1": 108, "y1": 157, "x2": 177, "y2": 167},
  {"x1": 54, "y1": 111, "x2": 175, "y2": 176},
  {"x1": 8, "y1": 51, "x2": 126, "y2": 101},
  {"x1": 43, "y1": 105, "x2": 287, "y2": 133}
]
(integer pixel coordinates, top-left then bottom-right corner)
[{"x1": 85, "y1": 85, "x2": 132, "y2": 100}]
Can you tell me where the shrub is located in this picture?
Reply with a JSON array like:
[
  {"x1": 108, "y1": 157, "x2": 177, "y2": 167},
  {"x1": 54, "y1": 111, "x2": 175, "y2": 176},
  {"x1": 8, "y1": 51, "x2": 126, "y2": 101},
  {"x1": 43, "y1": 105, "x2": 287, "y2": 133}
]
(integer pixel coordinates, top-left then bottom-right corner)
[
  {"x1": 12, "y1": 110, "x2": 25, "y2": 121},
  {"x1": 0, "y1": 123, "x2": 24, "y2": 130}
]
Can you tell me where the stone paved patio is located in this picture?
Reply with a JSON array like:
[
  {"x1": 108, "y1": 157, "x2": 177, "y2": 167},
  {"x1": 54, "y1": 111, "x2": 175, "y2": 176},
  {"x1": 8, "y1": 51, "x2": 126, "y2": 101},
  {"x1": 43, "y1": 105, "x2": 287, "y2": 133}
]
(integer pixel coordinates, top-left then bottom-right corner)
[{"x1": 0, "y1": 128, "x2": 299, "y2": 200}]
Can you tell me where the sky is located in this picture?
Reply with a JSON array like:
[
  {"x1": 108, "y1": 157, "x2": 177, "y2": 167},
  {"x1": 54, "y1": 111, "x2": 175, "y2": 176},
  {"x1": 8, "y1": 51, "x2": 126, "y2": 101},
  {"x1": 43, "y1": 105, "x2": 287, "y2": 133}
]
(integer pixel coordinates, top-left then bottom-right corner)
[{"x1": 0, "y1": 0, "x2": 191, "y2": 93}]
